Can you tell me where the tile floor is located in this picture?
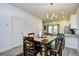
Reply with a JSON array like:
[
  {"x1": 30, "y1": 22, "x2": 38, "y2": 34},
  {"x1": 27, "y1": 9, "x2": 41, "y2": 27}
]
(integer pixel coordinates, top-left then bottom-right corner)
[
  {"x1": 0, "y1": 45, "x2": 23, "y2": 56},
  {"x1": 0, "y1": 45, "x2": 79, "y2": 56}
]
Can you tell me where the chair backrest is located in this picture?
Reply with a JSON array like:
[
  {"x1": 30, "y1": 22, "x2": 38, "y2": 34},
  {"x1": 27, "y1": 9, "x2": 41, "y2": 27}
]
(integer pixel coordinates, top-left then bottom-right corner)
[
  {"x1": 47, "y1": 34, "x2": 65, "y2": 56},
  {"x1": 23, "y1": 36, "x2": 27, "y2": 56},
  {"x1": 28, "y1": 33, "x2": 35, "y2": 37},
  {"x1": 58, "y1": 34, "x2": 65, "y2": 56},
  {"x1": 23, "y1": 36, "x2": 34, "y2": 56},
  {"x1": 57, "y1": 33, "x2": 65, "y2": 45},
  {"x1": 60, "y1": 34, "x2": 65, "y2": 49},
  {"x1": 25, "y1": 37, "x2": 34, "y2": 49}
]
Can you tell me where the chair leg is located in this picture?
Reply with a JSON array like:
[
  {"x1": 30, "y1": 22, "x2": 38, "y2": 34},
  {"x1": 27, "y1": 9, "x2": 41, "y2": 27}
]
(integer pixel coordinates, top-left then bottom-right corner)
[
  {"x1": 50, "y1": 51, "x2": 57, "y2": 56},
  {"x1": 60, "y1": 49, "x2": 62, "y2": 56},
  {"x1": 58, "y1": 49, "x2": 62, "y2": 56}
]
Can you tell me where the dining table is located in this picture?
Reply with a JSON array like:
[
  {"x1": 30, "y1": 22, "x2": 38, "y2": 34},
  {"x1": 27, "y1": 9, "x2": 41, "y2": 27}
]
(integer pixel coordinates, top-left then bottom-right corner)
[
  {"x1": 34, "y1": 36, "x2": 57, "y2": 56},
  {"x1": 34, "y1": 36, "x2": 56, "y2": 43}
]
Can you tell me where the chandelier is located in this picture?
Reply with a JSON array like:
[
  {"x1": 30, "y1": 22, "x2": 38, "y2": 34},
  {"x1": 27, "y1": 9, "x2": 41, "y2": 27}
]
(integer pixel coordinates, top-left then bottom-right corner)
[{"x1": 45, "y1": 3, "x2": 58, "y2": 20}]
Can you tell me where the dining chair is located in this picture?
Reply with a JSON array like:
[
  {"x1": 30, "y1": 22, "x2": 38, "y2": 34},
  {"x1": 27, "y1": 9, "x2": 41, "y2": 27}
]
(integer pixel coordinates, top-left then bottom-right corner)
[
  {"x1": 58, "y1": 34, "x2": 65, "y2": 55},
  {"x1": 40, "y1": 37, "x2": 49, "y2": 56},
  {"x1": 58, "y1": 34, "x2": 65, "y2": 50},
  {"x1": 48, "y1": 34, "x2": 65, "y2": 56},
  {"x1": 23, "y1": 36, "x2": 27, "y2": 56},
  {"x1": 23, "y1": 36, "x2": 41, "y2": 56},
  {"x1": 23, "y1": 36, "x2": 34, "y2": 56},
  {"x1": 48, "y1": 38, "x2": 58, "y2": 56},
  {"x1": 40, "y1": 43, "x2": 49, "y2": 56},
  {"x1": 28, "y1": 33, "x2": 35, "y2": 37}
]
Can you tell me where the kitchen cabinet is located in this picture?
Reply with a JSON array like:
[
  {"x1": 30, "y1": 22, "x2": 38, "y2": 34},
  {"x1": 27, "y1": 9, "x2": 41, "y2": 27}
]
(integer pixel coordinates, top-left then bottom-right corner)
[
  {"x1": 70, "y1": 15, "x2": 78, "y2": 29},
  {"x1": 65, "y1": 34, "x2": 79, "y2": 50}
]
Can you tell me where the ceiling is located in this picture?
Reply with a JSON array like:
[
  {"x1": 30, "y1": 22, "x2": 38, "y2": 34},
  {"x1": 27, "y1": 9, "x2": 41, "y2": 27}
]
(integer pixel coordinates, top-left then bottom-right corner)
[{"x1": 9, "y1": 3, "x2": 79, "y2": 20}]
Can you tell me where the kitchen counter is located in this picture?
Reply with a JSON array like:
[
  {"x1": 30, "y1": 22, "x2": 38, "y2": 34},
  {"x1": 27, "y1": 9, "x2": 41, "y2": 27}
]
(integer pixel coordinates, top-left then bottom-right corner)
[
  {"x1": 65, "y1": 34, "x2": 79, "y2": 38},
  {"x1": 65, "y1": 34, "x2": 79, "y2": 52}
]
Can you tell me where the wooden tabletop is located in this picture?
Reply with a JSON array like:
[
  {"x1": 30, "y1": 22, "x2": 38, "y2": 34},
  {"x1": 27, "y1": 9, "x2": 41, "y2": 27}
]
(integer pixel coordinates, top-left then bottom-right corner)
[{"x1": 34, "y1": 36, "x2": 56, "y2": 44}]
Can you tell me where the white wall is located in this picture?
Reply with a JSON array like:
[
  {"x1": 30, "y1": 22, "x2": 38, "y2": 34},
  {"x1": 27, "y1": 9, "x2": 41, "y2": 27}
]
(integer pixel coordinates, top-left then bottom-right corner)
[{"x1": 0, "y1": 3, "x2": 42, "y2": 53}]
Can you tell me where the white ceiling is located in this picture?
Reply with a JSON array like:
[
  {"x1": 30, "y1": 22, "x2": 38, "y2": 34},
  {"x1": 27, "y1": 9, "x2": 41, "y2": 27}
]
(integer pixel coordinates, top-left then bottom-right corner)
[{"x1": 9, "y1": 3, "x2": 79, "y2": 20}]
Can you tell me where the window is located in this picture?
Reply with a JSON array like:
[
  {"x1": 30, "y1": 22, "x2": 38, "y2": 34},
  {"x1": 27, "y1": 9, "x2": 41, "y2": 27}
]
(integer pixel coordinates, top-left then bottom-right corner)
[
  {"x1": 47, "y1": 25, "x2": 59, "y2": 34},
  {"x1": 48, "y1": 25, "x2": 53, "y2": 34}
]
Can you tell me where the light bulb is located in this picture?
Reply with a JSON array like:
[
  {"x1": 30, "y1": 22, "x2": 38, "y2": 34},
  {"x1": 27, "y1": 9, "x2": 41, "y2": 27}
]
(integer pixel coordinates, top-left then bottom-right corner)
[
  {"x1": 61, "y1": 11, "x2": 64, "y2": 14},
  {"x1": 46, "y1": 14, "x2": 49, "y2": 18},
  {"x1": 52, "y1": 13, "x2": 55, "y2": 17},
  {"x1": 55, "y1": 15, "x2": 58, "y2": 19},
  {"x1": 50, "y1": 16, "x2": 53, "y2": 19}
]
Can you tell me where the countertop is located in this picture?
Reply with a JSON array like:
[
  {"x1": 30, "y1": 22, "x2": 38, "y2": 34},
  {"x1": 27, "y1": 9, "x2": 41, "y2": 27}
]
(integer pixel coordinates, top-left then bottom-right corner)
[{"x1": 65, "y1": 34, "x2": 79, "y2": 38}]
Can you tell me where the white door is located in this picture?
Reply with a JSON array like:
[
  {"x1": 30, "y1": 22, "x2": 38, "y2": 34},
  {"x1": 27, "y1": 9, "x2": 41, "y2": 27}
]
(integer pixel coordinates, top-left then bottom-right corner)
[
  {"x1": 12, "y1": 16, "x2": 24, "y2": 47},
  {"x1": 0, "y1": 17, "x2": 11, "y2": 52}
]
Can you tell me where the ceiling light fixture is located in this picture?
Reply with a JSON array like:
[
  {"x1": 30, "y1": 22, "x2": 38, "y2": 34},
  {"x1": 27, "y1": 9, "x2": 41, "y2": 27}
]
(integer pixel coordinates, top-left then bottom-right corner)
[
  {"x1": 46, "y1": 3, "x2": 58, "y2": 20},
  {"x1": 61, "y1": 11, "x2": 65, "y2": 14}
]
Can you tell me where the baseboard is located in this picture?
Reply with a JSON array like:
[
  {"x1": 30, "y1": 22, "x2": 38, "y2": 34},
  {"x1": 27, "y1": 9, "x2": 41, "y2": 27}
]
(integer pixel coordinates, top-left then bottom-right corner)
[
  {"x1": 0, "y1": 47, "x2": 12, "y2": 53},
  {"x1": 0, "y1": 44, "x2": 22, "y2": 53},
  {"x1": 11, "y1": 43, "x2": 23, "y2": 49}
]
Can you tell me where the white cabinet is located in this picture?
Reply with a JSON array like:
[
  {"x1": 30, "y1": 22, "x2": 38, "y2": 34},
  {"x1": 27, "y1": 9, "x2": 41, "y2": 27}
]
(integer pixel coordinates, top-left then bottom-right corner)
[
  {"x1": 65, "y1": 34, "x2": 79, "y2": 49},
  {"x1": 70, "y1": 15, "x2": 78, "y2": 29}
]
